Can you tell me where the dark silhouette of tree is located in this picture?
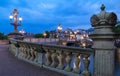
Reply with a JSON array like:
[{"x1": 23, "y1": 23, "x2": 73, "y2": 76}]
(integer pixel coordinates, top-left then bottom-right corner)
[
  {"x1": 45, "y1": 31, "x2": 50, "y2": 38},
  {"x1": 0, "y1": 33, "x2": 8, "y2": 40},
  {"x1": 114, "y1": 20, "x2": 120, "y2": 47},
  {"x1": 34, "y1": 33, "x2": 43, "y2": 38},
  {"x1": 114, "y1": 20, "x2": 120, "y2": 33}
]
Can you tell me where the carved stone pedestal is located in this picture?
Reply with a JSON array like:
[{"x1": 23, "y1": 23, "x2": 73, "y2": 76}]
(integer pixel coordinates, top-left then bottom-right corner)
[{"x1": 90, "y1": 4, "x2": 117, "y2": 76}]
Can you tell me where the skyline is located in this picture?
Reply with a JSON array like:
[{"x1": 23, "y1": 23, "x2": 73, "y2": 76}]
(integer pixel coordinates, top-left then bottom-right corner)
[{"x1": 0, "y1": 0, "x2": 120, "y2": 34}]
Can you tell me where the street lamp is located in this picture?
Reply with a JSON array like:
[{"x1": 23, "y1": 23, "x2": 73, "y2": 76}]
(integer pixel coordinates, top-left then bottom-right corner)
[
  {"x1": 74, "y1": 31, "x2": 77, "y2": 41},
  {"x1": 57, "y1": 24, "x2": 62, "y2": 44},
  {"x1": 57, "y1": 24, "x2": 62, "y2": 32},
  {"x1": 9, "y1": 9, "x2": 22, "y2": 33},
  {"x1": 43, "y1": 32, "x2": 47, "y2": 43},
  {"x1": 19, "y1": 29, "x2": 25, "y2": 35},
  {"x1": 80, "y1": 35, "x2": 86, "y2": 48}
]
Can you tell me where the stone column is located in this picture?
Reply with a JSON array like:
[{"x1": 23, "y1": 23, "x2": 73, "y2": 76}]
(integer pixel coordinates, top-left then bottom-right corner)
[{"x1": 90, "y1": 4, "x2": 117, "y2": 76}]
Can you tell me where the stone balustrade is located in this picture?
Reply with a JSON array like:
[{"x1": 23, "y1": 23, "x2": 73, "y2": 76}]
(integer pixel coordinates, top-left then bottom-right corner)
[
  {"x1": 42, "y1": 44, "x2": 93, "y2": 76},
  {"x1": 9, "y1": 38, "x2": 94, "y2": 76}
]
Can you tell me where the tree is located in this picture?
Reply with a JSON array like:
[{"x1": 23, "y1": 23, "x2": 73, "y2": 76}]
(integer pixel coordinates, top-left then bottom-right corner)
[
  {"x1": 114, "y1": 20, "x2": 120, "y2": 47},
  {"x1": 34, "y1": 33, "x2": 43, "y2": 38},
  {"x1": 45, "y1": 31, "x2": 50, "y2": 38},
  {"x1": 0, "y1": 33, "x2": 8, "y2": 40},
  {"x1": 114, "y1": 21, "x2": 120, "y2": 34}
]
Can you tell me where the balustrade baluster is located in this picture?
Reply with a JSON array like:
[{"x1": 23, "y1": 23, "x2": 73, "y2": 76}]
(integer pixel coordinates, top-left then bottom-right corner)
[
  {"x1": 22, "y1": 46, "x2": 25, "y2": 57},
  {"x1": 24, "y1": 47, "x2": 27, "y2": 58},
  {"x1": 23, "y1": 47, "x2": 26, "y2": 58},
  {"x1": 64, "y1": 52, "x2": 72, "y2": 72},
  {"x1": 19, "y1": 46, "x2": 23, "y2": 57},
  {"x1": 27, "y1": 47, "x2": 31, "y2": 59},
  {"x1": 57, "y1": 50, "x2": 64, "y2": 69},
  {"x1": 30, "y1": 48, "x2": 34, "y2": 61},
  {"x1": 21, "y1": 45, "x2": 25, "y2": 58},
  {"x1": 51, "y1": 50, "x2": 57, "y2": 67},
  {"x1": 45, "y1": 49, "x2": 51, "y2": 66},
  {"x1": 82, "y1": 54, "x2": 91, "y2": 76},
  {"x1": 19, "y1": 45, "x2": 23, "y2": 57},
  {"x1": 23, "y1": 46, "x2": 27, "y2": 58},
  {"x1": 34, "y1": 51, "x2": 38, "y2": 62},
  {"x1": 73, "y1": 53, "x2": 81, "y2": 74}
]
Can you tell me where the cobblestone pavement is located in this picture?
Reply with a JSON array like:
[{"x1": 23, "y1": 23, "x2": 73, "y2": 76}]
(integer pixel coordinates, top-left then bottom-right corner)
[{"x1": 0, "y1": 45, "x2": 66, "y2": 76}]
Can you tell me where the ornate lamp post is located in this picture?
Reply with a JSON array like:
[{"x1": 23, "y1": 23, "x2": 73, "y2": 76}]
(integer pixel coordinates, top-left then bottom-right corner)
[
  {"x1": 57, "y1": 24, "x2": 62, "y2": 44},
  {"x1": 8, "y1": 9, "x2": 23, "y2": 39},
  {"x1": 9, "y1": 9, "x2": 22, "y2": 33}
]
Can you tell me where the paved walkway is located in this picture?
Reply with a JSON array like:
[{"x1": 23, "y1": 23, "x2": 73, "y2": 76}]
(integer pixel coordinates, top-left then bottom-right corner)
[{"x1": 0, "y1": 45, "x2": 66, "y2": 76}]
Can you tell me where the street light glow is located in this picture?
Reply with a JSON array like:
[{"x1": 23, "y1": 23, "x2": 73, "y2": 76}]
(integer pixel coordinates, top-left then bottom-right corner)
[
  {"x1": 57, "y1": 25, "x2": 62, "y2": 31},
  {"x1": 19, "y1": 29, "x2": 25, "y2": 34},
  {"x1": 43, "y1": 32, "x2": 47, "y2": 37},
  {"x1": 9, "y1": 14, "x2": 13, "y2": 20},
  {"x1": 19, "y1": 16, "x2": 22, "y2": 21}
]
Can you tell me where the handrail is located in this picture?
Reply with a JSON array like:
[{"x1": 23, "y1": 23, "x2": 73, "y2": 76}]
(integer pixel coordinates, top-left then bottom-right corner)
[{"x1": 42, "y1": 44, "x2": 94, "y2": 54}]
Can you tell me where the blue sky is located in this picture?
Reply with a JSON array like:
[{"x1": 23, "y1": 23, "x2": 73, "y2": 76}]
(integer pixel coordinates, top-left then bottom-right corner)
[{"x1": 0, "y1": 0, "x2": 120, "y2": 34}]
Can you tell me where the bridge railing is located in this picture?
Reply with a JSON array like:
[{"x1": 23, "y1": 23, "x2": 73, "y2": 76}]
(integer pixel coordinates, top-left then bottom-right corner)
[{"x1": 9, "y1": 38, "x2": 94, "y2": 76}]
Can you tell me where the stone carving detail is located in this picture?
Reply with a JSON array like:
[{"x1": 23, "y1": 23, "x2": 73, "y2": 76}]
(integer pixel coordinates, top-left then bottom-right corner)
[
  {"x1": 90, "y1": 15, "x2": 100, "y2": 27},
  {"x1": 107, "y1": 12, "x2": 117, "y2": 25},
  {"x1": 90, "y1": 4, "x2": 117, "y2": 27}
]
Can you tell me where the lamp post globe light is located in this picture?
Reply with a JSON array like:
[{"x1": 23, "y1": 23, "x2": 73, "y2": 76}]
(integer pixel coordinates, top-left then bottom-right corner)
[
  {"x1": 57, "y1": 24, "x2": 62, "y2": 44},
  {"x1": 8, "y1": 9, "x2": 23, "y2": 40},
  {"x1": 74, "y1": 31, "x2": 77, "y2": 41},
  {"x1": 57, "y1": 24, "x2": 62, "y2": 32},
  {"x1": 19, "y1": 29, "x2": 25, "y2": 35}
]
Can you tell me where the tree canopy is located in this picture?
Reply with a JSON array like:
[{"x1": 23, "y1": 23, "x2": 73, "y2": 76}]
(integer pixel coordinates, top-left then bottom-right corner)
[
  {"x1": 0, "y1": 33, "x2": 8, "y2": 40},
  {"x1": 114, "y1": 21, "x2": 120, "y2": 34},
  {"x1": 34, "y1": 31, "x2": 50, "y2": 38}
]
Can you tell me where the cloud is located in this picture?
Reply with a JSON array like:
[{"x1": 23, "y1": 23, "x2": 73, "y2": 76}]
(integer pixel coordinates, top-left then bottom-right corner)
[
  {"x1": 68, "y1": 24, "x2": 91, "y2": 31},
  {"x1": 40, "y1": 3, "x2": 56, "y2": 9},
  {"x1": 0, "y1": 0, "x2": 120, "y2": 34}
]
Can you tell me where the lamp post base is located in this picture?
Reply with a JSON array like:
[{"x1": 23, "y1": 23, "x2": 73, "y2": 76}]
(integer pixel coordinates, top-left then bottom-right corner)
[{"x1": 8, "y1": 32, "x2": 24, "y2": 40}]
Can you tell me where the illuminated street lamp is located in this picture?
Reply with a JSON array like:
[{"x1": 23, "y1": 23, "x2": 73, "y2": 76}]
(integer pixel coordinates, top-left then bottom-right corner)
[
  {"x1": 74, "y1": 31, "x2": 77, "y2": 41},
  {"x1": 43, "y1": 32, "x2": 47, "y2": 43},
  {"x1": 9, "y1": 9, "x2": 22, "y2": 33},
  {"x1": 19, "y1": 29, "x2": 25, "y2": 35},
  {"x1": 57, "y1": 24, "x2": 62, "y2": 32},
  {"x1": 57, "y1": 24, "x2": 62, "y2": 43},
  {"x1": 79, "y1": 35, "x2": 86, "y2": 48}
]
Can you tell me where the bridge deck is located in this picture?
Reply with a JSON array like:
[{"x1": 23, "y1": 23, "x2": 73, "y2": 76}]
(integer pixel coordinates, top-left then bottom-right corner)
[{"x1": 0, "y1": 45, "x2": 66, "y2": 76}]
